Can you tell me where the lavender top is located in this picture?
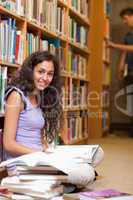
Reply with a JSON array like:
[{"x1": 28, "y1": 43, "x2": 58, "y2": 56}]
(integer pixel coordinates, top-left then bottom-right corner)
[{"x1": 4, "y1": 87, "x2": 45, "y2": 160}]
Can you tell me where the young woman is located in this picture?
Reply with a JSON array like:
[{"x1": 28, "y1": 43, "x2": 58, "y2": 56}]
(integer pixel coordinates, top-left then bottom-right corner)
[
  {"x1": 2, "y1": 50, "x2": 104, "y2": 186},
  {"x1": 3, "y1": 50, "x2": 104, "y2": 178},
  {"x1": 3, "y1": 51, "x2": 63, "y2": 160}
]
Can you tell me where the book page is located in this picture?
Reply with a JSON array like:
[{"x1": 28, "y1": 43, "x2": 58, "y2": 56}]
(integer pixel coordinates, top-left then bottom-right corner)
[
  {"x1": 52, "y1": 145, "x2": 99, "y2": 163},
  {"x1": 0, "y1": 152, "x2": 86, "y2": 174},
  {"x1": 0, "y1": 145, "x2": 99, "y2": 169},
  {"x1": 0, "y1": 152, "x2": 46, "y2": 167}
]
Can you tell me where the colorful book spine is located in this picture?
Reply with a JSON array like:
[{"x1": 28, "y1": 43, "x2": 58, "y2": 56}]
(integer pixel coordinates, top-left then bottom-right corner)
[{"x1": 0, "y1": 66, "x2": 7, "y2": 114}]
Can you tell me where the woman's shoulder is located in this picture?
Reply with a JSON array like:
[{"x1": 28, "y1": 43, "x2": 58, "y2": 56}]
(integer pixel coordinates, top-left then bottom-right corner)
[
  {"x1": 5, "y1": 86, "x2": 25, "y2": 100},
  {"x1": 6, "y1": 90, "x2": 22, "y2": 101},
  {"x1": 5, "y1": 87, "x2": 26, "y2": 109},
  {"x1": 5, "y1": 90, "x2": 23, "y2": 110}
]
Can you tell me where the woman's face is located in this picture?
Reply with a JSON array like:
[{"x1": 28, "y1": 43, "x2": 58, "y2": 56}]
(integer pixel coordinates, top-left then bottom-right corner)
[{"x1": 33, "y1": 60, "x2": 54, "y2": 91}]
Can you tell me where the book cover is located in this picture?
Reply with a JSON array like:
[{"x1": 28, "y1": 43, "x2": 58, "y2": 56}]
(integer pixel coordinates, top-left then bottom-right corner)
[
  {"x1": 80, "y1": 188, "x2": 130, "y2": 198},
  {"x1": 63, "y1": 188, "x2": 132, "y2": 200}
]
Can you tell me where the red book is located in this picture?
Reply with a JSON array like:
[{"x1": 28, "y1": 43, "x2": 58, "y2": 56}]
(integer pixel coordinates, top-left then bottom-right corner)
[{"x1": 15, "y1": 31, "x2": 20, "y2": 64}]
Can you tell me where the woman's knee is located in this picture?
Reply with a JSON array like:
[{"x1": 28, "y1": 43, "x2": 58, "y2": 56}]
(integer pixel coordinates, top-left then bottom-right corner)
[{"x1": 92, "y1": 147, "x2": 104, "y2": 167}]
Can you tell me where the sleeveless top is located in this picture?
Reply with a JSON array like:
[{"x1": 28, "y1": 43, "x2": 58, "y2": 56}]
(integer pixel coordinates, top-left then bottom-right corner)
[{"x1": 4, "y1": 87, "x2": 45, "y2": 160}]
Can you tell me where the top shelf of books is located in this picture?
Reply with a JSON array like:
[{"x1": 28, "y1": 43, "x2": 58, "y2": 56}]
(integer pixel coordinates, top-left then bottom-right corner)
[
  {"x1": 0, "y1": 0, "x2": 90, "y2": 27},
  {"x1": 0, "y1": 0, "x2": 91, "y2": 59}
]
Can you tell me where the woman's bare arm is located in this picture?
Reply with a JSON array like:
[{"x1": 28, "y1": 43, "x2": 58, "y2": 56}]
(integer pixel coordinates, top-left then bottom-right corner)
[{"x1": 3, "y1": 91, "x2": 39, "y2": 156}]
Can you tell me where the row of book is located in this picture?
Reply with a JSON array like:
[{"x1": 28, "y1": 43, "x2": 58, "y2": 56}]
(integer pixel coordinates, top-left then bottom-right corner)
[
  {"x1": 62, "y1": 81, "x2": 88, "y2": 108},
  {"x1": 66, "y1": 48, "x2": 87, "y2": 78},
  {"x1": 0, "y1": 16, "x2": 88, "y2": 66},
  {"x1": 0, "y1": 0, "x2": 24, "y2": 16},
  {"x1": 62, "y1": 111, "x2": 88, "y2": 143},
  {"x1": 0, "y1": 17, "x2": 24, "y2": 64},
  {"x1": 1, "y1": 0, "x2": 89, "y2": 38},
  {"x1": 25, "y1": 33, "x2": 62, "y2": 57},
  {"x1": 0, "y1": 66, "x2": 7, "y2": 114},
  {"x1": 70, "y1": 0, "x2": 89, "y2": 18},
  {"x1": 1, "y1": 0, "x2": 57, "y2": 32},
  {"x1": 26, "y1": 33, "x2": 60, "y2": 56},
  {"x1": 68, "y1": 16, "x2": 88, "y2": 47},
  {"x1": 26, "y1": 33, "x2": 39, "y2": 56},
  {"x1": 1, "y1": 0, "x2": 89, "y2": 20}
]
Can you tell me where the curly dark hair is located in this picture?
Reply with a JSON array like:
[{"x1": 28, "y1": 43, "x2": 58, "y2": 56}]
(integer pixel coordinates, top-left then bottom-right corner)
[{"x1": 10, "y1": 51, "x2": 63, "y2": 143}]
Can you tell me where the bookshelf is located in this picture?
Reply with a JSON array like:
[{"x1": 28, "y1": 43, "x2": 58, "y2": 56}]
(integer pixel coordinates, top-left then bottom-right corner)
[
  {"x1": 88, "y1": 0, "x2": 111, "y2": 138},
  {"x1": 0, "y1": 0, "x2": 91, "y2": 145}
]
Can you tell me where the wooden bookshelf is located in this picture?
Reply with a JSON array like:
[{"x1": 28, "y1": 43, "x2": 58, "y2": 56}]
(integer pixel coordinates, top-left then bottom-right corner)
[
  {"x1": 0, "y1": 5, "x2": 25, "y2": 22},
  {"x1": 0, "y1": 0, "x2": 91, "y2": 145},
  {"x1": 68, "y1": 6, "x2": 90, "y2": 26},
  {"x1": 0, "y1": 62, "x2": 20, "y2": 68},
  {"x1": 68, "y1": 136, "x2": 88, "y2": 145},
  {"x1": 88, "y1": 0, "x2": 111, "y2": 138}
]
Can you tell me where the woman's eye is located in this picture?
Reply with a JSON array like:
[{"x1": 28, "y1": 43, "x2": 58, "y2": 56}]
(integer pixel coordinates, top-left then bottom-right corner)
[
  {"x1": 39, "y1": 70, "x2": 44, "y2": 74},
  {"x1": 38, "y1": 70, "x2": 54, "y2": 77},
  {"x1": 48, "y1": 73, "x2": 54, "y2": 77}
]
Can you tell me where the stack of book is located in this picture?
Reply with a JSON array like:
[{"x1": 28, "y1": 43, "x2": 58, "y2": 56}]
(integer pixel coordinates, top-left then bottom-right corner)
[
  {"x1": 0, "y1": 145, "x2": 100, "y2": 199},
  {"x1": 1, "y1": 177, "x2": 63, "y2": 199},
  {"x1": 0, "y1": 153, "x2": 66, "y2": 199}
]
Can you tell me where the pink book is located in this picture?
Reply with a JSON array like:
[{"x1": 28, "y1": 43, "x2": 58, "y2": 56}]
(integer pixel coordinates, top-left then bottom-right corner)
[{"x1": 80, "y1": 189, "x2": 129, "y2": 198}]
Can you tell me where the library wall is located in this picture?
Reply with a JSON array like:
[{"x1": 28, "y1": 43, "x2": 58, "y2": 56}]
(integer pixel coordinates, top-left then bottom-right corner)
[{"x1": 110, "y1": 0, "x2": 133, "y2": 124}]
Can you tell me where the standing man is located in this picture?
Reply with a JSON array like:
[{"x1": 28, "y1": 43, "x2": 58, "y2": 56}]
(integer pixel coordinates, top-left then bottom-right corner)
[{"x1": 107, "y1": 7, "x2": 133, "y2": 137}]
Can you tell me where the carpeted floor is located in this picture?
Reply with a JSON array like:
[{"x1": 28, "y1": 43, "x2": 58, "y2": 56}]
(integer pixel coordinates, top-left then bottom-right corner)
[{"x1": 87, "y1": 132, "x2": 133, "y2": 194}]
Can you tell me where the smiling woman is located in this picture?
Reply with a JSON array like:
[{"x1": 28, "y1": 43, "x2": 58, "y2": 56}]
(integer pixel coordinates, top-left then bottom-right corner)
[
  {"x1": 33, "y1": 60, "x2": 54, "y2": 91},
  {"x1": 3, "y1": 51, "x2": 63, "y2": 160}
]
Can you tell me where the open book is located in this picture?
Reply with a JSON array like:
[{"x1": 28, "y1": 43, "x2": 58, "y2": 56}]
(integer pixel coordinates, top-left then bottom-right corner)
[
  {"x1": 0, "y1": 145, "x2": 99, "y2": 168},
  {"x1": 0, "y1": 145, "x2": 99, "y2": 186},
  {"x1": 0, "y1": 151, "x2": 84, "y2": 174},
  {"x1": 52, "y1": 145, "x2": 99, "y2": 164}
]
